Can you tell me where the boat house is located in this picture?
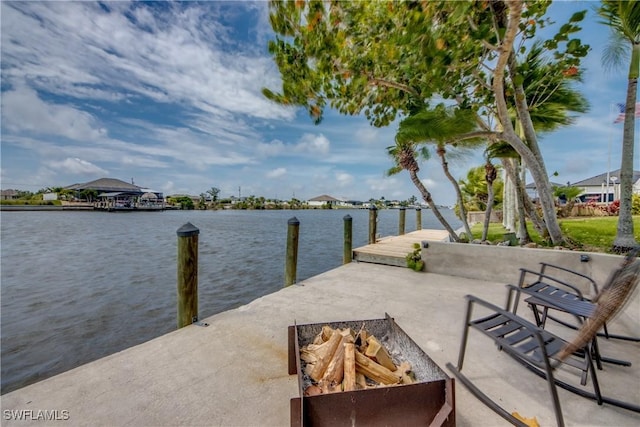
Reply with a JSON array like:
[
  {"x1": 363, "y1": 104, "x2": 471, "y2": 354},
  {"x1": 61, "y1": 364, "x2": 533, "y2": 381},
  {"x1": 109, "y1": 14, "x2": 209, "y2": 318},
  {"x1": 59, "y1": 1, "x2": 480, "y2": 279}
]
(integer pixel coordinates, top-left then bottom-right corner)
[{"x1": 65, "y1": 178, "x2": 164, "y2": 211}]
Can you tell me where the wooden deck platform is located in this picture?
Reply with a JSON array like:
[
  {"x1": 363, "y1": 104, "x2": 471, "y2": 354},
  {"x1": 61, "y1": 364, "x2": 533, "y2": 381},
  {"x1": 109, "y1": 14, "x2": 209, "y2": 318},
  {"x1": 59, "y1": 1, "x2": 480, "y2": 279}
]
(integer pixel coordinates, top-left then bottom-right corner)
[{"x1": 353, "y1": 229, "x2": 451, "y2": 267}]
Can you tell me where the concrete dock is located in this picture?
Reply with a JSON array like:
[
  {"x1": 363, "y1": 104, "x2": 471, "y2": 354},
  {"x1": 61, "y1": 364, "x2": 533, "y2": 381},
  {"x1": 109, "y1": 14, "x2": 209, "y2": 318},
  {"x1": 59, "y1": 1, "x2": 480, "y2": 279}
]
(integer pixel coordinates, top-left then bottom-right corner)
[{"x1": 2, "y1": 258, "x2": 639, "y2": 426}]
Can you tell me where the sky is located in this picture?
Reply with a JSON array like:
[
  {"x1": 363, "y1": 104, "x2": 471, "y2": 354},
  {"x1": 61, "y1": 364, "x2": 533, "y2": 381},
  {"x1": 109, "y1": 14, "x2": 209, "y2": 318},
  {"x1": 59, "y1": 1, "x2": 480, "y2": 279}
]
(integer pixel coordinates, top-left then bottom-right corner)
[{"x1": 1, "y1": 1, "x2": 638, "y2": 205}]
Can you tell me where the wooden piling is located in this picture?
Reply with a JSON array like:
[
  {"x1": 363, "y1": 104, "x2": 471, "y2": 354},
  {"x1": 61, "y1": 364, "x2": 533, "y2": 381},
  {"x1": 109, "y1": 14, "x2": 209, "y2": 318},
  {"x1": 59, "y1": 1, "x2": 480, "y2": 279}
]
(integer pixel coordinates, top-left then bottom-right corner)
[
  {"x1": 285, "y1": 217, "x2": 300, "y2": 287},
  {"x1": 399, "y1": 207, "x2": 406, "y2": 235},
  {"x1": 368, "y1": 206, "x2": 378, "y2": 244},
  {"x1": 416, "y1": 208, "x2": 422, "y2": 230},
  {"x1": 343, "y1": 214, "x2": 352, "y2": 264},
  {"x1": 176, "y1": 222, "x2": 199, "y2": 329}
]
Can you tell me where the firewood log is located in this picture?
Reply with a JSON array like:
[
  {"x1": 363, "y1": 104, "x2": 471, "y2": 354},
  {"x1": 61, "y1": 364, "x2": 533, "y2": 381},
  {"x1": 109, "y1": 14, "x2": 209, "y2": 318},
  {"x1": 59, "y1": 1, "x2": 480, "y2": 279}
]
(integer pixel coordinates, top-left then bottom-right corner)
[
  {"x1": 343, "y1": 342, "x2": 356, "y2": 391},
  {"x1": 354, "y1": 350, "x2": 401, "y2": 385},
  {"x1": 320, "y1": 330, "x2": 354, "y2": 387},
  {"x1": 364, "y1": 335, "x2": 397, "y2": 371},
  {"x1": 308, "y1": 329, "x2": 343, "y2": 381},
  {"x1": 356, "y1": 373, "x2": 367, "y2": 390}
]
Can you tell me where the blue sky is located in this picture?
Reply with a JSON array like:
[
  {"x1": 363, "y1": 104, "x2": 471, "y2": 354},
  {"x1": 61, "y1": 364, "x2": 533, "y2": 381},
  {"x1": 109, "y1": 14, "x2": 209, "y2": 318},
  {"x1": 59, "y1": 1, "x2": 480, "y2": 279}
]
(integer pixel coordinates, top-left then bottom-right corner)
[{"x1": 1, "y1": 1, "x2": 637, "y2": 205}]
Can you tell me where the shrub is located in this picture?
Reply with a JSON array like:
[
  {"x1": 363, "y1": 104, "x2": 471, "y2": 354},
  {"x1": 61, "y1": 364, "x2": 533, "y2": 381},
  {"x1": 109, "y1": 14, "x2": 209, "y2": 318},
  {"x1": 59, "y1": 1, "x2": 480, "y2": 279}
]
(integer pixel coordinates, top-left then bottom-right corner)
[
  {"x1": 632, "y1": 195, "x2": 640, "y2": 215},
  {"x1": 405, "y1": 243, "x2": 424, "y2": 272},
  {"x1": 607, "y1": 200, "x2": 620, "y2": 215}
]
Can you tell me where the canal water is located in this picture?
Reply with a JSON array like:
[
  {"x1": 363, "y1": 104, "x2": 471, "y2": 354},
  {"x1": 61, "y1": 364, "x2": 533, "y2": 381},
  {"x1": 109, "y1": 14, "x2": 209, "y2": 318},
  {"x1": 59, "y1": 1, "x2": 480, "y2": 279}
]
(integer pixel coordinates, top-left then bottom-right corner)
[{"x1": 0, "y1": 208, "x2": 461, "y2": 394}]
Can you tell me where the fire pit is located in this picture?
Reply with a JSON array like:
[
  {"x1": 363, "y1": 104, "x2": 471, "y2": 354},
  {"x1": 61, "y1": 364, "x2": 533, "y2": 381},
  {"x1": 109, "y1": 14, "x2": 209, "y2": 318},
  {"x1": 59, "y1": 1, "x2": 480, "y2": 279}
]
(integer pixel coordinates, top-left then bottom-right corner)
[{"x1": 288, "y1": 313, "x2": 455, "y2": 426}]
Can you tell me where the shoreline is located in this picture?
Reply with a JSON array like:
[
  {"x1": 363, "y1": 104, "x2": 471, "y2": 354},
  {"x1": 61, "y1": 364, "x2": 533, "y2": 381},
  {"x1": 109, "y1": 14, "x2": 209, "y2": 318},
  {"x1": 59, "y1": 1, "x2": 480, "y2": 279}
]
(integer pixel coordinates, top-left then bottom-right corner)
[{"x1": 0, "y1": 205, "x2": 94, "y2": 211}]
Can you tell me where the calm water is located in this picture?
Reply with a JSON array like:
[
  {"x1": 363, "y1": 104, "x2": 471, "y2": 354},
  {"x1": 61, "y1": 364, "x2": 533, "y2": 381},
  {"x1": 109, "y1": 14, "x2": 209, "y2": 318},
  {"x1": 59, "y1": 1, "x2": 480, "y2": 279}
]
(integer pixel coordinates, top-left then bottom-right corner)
[{"x1": 0, "y1": 208, "x2": 460, "y2": 394}]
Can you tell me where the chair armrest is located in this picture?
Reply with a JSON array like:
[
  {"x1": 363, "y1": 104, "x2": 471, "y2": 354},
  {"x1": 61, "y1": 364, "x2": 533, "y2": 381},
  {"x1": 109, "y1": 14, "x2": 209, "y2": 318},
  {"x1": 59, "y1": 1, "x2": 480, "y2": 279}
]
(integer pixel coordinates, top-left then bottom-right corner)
[
  {"x1": 539, "y1": 262, "x2": 600, "y2": 294},
  {"x1": 518, "y1": 268, "x2": 585, "y2": 299},
  {"x1": 466, "y1": 293, "x2": 542, "y2": 332},
  {"x1": 505, "y1": 284, "x2": 586, "y2": 323}
]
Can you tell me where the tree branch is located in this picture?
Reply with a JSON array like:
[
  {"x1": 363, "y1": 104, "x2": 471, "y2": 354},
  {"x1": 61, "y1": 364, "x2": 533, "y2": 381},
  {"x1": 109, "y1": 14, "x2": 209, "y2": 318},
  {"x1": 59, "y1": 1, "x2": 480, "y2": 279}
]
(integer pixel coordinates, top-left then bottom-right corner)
[{"x1": 368, "y1": 77, "x2": 421, "y2": 98}]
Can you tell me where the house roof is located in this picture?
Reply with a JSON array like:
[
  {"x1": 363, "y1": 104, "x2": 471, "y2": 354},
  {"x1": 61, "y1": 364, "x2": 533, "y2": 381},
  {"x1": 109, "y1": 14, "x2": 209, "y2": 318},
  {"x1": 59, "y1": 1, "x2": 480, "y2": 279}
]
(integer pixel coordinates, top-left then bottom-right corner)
[
  {"x1": 571, "y1": 169, "x2": 640, "y2": 187},
  {"x1": 66, "y1": 178, "x2": 142, "y2": 192},
  {"x1": 308, "y1": 194, "x2": 342, "y2": 202}
]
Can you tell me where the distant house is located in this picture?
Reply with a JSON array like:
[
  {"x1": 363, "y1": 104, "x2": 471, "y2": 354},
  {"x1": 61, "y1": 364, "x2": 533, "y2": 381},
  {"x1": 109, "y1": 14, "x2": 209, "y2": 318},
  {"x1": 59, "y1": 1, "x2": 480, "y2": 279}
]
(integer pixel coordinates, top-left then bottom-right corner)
[
  {"x1": 307, "y1": 194, "x2": 348, "y2": 208},
  {"x1": 0, "y1": 189, "x2": 20, "y2": 200},
  {"x1": 66, "y1": 177, "x2": 163, "y2": 210},
  {"x1": 525, "y1": 181, "x2": 564, "y2": 202},
  {"x1": 66, "y1": 177, "x2": 143, "y2": 193},
  {"x1": 571, "y1": 169, "x2": 640, "y2": 203}
]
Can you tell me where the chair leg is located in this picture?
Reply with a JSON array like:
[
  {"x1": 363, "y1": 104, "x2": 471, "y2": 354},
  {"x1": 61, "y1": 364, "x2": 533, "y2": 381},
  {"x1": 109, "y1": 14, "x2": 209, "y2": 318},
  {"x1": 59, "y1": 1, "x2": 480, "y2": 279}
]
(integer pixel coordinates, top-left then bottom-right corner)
[
  {"x1": 585, "y1": 347, "x2": 604, "y2": 406},
  {"x1": 446, "y1": 363, "x2": 530, "y2": 427},
  {"x1": 543, "y1": 363, "x2": 565, "y2": 427},
  {"x1": 455, "y1": 299, "x2": 474, "y2": 371}
]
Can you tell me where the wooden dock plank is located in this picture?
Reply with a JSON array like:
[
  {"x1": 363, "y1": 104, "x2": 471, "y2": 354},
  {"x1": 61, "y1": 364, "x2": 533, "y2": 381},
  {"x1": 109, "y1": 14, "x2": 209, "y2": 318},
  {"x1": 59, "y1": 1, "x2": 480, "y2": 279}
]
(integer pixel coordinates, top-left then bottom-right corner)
[{"x1": 353, "y1": 229, "x2": 450, "y2": 267}]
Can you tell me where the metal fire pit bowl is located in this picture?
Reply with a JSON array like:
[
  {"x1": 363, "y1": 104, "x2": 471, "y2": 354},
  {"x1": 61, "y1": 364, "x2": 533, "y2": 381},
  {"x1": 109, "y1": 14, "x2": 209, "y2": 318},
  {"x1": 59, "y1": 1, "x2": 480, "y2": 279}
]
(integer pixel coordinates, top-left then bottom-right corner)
[{"x1": 288, "y1": 313, "x2": 455, "y2": 427}]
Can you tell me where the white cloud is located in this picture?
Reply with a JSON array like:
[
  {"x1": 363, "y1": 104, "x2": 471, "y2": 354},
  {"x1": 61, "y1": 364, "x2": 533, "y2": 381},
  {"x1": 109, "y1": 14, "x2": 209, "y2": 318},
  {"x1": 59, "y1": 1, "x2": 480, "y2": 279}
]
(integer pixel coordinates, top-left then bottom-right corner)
[
  {"x1": 161, "y1": 181, "x2": 176, "y2": 194},
  {"x1": 256, "y1": 134, "x2": 330, "y2": 158},
  {"x1": 48, "y1": 158, "x2": 108, "y2": 176},
  {"x1": 335, "y1": 172, "x2": 354, "y2": 187},
  {"x1": 1, "y1": 85, "x2": 106, "y2": 141},
  {"x1": 257, "y1": 140, "x2": 286, "y2": 157},
  {"x1": 266, "y1": 167, "x2": 287, "y2": 179},
  {"x1": 1, "y1": 2, "x2": 294, "y2": 121},
  {"x1": 354, "y1": 127, "x2": 382, "y2": 144},
  {"x1": 295, "y1": 133, "x2": 330, "y2": 154}
]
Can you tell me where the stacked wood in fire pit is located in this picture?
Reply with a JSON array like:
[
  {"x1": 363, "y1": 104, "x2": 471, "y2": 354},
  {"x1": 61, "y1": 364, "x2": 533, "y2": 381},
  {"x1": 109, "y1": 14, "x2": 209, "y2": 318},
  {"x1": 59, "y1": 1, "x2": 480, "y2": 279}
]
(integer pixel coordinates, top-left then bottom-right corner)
[{"x1": 300, "y1": 325, "x2": 415, "y2": 396}]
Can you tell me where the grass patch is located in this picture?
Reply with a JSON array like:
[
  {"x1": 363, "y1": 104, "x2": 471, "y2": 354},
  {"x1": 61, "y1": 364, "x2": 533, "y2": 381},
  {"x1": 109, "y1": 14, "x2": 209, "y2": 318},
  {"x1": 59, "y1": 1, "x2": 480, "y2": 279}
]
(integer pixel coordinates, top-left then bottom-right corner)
[
  {"x1": 0, "y1": 199, "x2": 61, "y2": 206},
  {"x1": 471, "y1": 216, "x2": 640, "y2": 253}
]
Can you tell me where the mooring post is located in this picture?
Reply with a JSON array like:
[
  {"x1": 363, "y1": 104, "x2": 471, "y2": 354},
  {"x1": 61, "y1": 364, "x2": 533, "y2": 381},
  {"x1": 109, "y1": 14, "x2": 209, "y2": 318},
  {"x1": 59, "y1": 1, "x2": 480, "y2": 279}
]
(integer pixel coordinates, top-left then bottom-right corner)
[
  {"x1": 343, "y1": 214, "x2": 352, "y2": 264},
  {"x1": 285, "y1": 217, "x2": 300, "y2": 287},
  {"x1": 368, "y1": 205, "x2": 378, "y2": 244},
  {"x1": 399, "y1": 207, "x2": 406, "y2": 236},
  {"x1": 416, "y1": 208, "x2": 422, "y2": 230},
  {"x1": 176, "y1": 222, "x2": 199, "y2": 329}
]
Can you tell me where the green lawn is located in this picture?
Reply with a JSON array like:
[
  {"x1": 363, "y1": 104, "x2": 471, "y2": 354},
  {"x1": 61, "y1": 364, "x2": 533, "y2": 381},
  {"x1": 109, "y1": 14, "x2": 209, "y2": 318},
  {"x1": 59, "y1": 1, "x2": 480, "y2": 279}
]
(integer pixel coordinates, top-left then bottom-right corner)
[{"x1": 471, "y1": 216, "x2": 640, "y2": 253}]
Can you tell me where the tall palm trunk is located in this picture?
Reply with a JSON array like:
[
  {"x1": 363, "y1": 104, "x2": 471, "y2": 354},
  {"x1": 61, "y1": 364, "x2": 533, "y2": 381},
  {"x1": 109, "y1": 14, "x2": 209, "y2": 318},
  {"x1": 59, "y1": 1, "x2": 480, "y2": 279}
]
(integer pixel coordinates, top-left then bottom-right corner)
[
  {"x1": 407, "y1": 170, "x2": 461, "y2": 242},
  {"x1": 398, "y1": 147, "x2": 461, "y2": 242},
  {"x1": 436, "y1": 145, "x2": 473, "y2": 238},
  {"x1": 503, "y1": 170, "x2": 516, "y2": 231},
  {"x1": 613, "y1": 42, "x2": 639, "y2": 252},
  {"x1": 482, "y1": 161, "x2": 498, "y2": 241},
  {"x1": 491, "y1": 2, "x2": 565, "y2": 245},
  {"x1": 501, "y1": 158, "x2": 533, "y2": 244}
]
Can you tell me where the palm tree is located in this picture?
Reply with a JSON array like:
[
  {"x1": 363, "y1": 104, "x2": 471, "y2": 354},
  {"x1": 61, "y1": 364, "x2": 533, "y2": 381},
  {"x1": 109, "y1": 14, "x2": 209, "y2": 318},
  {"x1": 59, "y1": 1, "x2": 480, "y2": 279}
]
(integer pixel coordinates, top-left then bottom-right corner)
[
  {"x1": 386, "y1": 140, "x2": 461, "y2": 241},
  {"x1": 597, "y1": 1, "x2": 640, "y2": 252},
  {"x1": 396, "y1": 104, "x2": 484, "y2": 238},
  {"x1": 494, "y1": 43, "x2": 589, "y2": 244},
  {"x1": 207, "y1": 187, "x2": 220, "y2": 209}
]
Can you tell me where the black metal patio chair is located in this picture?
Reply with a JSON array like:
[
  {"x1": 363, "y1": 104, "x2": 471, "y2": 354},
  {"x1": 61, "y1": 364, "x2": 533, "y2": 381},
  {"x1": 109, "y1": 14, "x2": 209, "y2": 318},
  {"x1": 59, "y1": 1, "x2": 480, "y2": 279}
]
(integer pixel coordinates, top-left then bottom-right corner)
[
  {"x1": 446, "y1": 291, "x2": 598, "y2": 427},
  {"x1": 513, "y1": 261, "x2": 640, "y2": 344},
  {"x1": 447, "y1": 249, "x2": 640, "y2": 427}
]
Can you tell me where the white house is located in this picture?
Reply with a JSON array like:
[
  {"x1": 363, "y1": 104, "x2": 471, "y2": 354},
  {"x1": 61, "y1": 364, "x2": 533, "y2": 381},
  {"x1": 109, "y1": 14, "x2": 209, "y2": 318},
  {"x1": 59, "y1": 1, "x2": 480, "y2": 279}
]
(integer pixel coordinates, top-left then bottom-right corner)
[
  {"x1": 571, "y1": 169, "x2": 640, "y2": 203},
  {"x1": 307, "y1": 194, "x2": 349, "y2": 208}
]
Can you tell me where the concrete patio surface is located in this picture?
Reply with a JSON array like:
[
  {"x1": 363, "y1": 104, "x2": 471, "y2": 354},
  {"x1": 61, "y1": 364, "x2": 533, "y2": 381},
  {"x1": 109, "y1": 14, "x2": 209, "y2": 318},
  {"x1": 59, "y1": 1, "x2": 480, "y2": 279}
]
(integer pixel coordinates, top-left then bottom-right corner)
[{"x1": 2, "y1": 261, "x2": 639, "y2": 426}]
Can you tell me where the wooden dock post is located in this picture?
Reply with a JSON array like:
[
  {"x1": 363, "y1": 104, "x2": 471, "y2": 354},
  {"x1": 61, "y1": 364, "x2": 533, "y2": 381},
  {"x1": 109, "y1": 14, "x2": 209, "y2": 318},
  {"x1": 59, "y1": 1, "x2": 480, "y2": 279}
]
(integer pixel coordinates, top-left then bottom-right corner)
[
  {"x1": 416, "y1": 208, "x2": 422, "y2": 230},
  {"x1": 343, "y1": 214, "x2": 352, "y2": 264},
  {"x1": 285, "y1": 217, "x2": 300, "y2": 287},
  {"x1": 176, "y1": 222, "x2": 199, "y2": 329},
  {"x1": 399, "y1": 207, "x2": 406, "y2": 235},
  {"x1": 368, "y1": 205, "x2": 378, "y2": 244}
]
